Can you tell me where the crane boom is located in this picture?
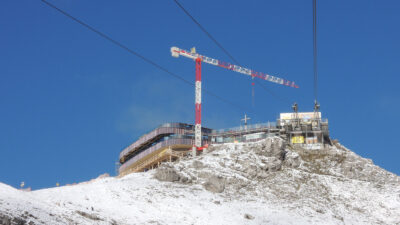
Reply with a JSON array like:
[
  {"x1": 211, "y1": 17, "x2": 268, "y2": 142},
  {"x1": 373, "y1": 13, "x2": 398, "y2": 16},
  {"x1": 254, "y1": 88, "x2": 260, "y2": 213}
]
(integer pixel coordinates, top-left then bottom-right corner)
[{"x1": 171, "y1": 47, "x2": 299, "y2": 88}]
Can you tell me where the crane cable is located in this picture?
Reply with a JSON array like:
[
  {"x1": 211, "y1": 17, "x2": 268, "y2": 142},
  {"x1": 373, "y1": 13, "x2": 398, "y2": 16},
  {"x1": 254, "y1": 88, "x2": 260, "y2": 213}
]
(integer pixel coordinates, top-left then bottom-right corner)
[
  {"x1": 173, "y1": 0, "x2": 292, "y2": 105},
  {"x1": 41, "y1": 0, "x2": 248, "y2": 112}
]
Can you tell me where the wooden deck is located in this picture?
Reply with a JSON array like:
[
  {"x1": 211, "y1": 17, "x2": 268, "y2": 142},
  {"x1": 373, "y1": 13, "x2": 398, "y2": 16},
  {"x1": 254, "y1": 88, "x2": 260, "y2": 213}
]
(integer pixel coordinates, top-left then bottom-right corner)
[{"x1": 118, "y1": 145, "x2": 190, "y2": 177}]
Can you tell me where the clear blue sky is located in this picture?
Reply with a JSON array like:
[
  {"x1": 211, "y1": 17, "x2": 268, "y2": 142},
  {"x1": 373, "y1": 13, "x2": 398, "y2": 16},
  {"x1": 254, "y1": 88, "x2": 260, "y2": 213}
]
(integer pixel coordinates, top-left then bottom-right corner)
[{"x1": 1, "y1": 0, "x2": 399, "y2": 189}]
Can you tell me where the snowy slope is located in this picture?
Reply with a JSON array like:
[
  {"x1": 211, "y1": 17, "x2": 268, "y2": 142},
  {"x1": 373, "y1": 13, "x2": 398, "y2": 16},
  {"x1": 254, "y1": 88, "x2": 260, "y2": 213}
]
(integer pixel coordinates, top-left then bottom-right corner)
[{"x1": 1, "y1": 137, "x2": 399, "y2": 225}]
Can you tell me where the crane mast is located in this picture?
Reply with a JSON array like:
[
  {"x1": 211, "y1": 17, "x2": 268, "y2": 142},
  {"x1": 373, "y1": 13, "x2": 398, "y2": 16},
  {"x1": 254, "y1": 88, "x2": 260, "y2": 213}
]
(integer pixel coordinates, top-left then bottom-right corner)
[
  {"x1": 194, "y1": 57, "x2": 202, "y2": 149},
  {"x1": 171, "y1": 46, "x2": 298, "y2": 153}
]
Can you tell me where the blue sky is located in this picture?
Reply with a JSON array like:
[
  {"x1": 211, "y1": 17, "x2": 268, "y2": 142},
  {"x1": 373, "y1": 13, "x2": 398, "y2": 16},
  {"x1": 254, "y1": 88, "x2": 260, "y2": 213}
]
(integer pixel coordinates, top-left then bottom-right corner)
[{"x1": 0, "y1": 0, "x2": 399, "y2": 189}]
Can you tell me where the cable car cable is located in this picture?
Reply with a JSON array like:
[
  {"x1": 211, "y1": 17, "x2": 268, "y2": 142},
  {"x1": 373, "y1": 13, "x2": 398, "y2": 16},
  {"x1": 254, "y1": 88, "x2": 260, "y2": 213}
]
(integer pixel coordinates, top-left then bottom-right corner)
[{"x1": 41, "y1": 0, "x2": 248, "y2": 112}]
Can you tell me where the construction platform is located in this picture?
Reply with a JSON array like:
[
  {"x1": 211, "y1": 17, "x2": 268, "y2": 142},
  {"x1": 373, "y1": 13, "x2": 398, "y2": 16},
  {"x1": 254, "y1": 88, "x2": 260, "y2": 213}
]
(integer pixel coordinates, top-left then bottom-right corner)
[
  {"x1": 118, "y1": 123, "x2": 212, "y2": 176},
  {"x1": 118, "y1": 112, "x2": 331, "y2": 176}
]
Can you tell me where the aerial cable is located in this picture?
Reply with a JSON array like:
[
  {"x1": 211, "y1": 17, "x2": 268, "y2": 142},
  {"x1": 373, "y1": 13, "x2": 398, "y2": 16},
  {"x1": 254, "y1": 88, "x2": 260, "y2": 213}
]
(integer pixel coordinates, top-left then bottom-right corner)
[
  {"x1": 173, "y1": 0, "x2": 240, "y2": 66},
  {"x1": 173, "y1": 0, "x2": 292, "y2": 105},
  {"x1": 313, "y1": 0, "x2": 319, "y2": 106},
  {"x1": 41, "y1": 0, "x2": 248, "y2": 112}
]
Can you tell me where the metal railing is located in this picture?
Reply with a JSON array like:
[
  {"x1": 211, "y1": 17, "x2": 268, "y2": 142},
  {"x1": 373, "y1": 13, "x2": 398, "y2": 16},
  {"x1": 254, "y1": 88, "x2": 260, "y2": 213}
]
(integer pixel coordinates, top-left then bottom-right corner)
[
  {"x1": 212, "y1": 132, "x2": 278, "y2": 144},
  {"x1": 211, "y1": 122, "x2": 277, "y2": 134},
  {"x1": 120, "y1": 123, "x2": 213, "y2": 159}
]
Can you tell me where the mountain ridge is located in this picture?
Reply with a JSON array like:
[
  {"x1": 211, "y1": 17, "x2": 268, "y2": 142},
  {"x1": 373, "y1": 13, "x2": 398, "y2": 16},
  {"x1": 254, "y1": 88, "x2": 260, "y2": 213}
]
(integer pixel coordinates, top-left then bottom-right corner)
[{"x1": 1, "y1": 137, "x2": 399, "y2": 224}]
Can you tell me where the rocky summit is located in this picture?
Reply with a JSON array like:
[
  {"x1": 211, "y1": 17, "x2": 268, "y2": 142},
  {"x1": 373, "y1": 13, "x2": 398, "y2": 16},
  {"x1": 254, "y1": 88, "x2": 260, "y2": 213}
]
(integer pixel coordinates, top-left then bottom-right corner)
[{"x1": 1, "y1": 137, "x2": 399, "y2": 224}]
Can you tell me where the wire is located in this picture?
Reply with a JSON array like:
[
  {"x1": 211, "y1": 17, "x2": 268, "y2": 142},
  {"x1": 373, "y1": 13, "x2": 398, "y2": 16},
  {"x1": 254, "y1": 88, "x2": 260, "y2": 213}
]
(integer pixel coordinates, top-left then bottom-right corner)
[
  {"x1": 41, "y1": 0, "x2": 247, "y2": 112},
  {"x1": 173, "y1": 0, "x2": 241, "y2": 66},
  {"x1": 173, "y1": 0, "x2": 292, "y2": 105},
  {"x1": 313, "y1": 0, "x2": 318, "y2": 103}
]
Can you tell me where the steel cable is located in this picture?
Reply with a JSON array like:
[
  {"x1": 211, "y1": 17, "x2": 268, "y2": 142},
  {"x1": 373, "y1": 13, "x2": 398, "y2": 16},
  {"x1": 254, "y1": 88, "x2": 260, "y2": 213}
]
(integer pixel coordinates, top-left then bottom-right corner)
[
  {"x1": 173, "y1": 0, "x2": 293, "y2": 105},
  {"x1": 41, "y1": 0, "x2": 248, "y2": 112},
  {"x1": 313, "y1": 0, "x2": 318, "y2": 103}
]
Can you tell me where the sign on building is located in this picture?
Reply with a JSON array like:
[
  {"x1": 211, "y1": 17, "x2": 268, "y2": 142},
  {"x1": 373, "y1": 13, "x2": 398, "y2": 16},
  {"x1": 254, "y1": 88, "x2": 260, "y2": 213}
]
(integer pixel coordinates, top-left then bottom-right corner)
[
  {"x1": 279, "y1": 112, "x2": 321, "y2": 126},
  {"x1": 291, "y1": 136, "x2": 304, "y2": 144}
]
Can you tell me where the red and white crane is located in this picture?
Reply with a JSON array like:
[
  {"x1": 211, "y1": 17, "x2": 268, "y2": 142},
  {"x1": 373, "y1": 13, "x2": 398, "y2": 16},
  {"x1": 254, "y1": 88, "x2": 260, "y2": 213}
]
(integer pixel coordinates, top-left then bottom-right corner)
[{"x1": 171, "y1": 46, "x2": 299, "y2": 152}]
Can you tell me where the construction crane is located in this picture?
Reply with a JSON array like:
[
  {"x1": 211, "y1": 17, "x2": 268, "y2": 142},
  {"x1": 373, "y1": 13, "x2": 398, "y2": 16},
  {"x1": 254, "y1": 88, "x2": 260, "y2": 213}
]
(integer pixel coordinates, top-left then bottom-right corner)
[{"x1": 171, "y1": 46, "x2": 299, "y2": 152}]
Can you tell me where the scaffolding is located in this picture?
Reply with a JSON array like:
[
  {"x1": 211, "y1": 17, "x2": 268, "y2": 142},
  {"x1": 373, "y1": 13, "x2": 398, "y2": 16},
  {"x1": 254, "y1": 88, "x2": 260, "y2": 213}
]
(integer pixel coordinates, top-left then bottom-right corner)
[{"x1": 118, "y1": 115, "x2": 331, "y2": 176}]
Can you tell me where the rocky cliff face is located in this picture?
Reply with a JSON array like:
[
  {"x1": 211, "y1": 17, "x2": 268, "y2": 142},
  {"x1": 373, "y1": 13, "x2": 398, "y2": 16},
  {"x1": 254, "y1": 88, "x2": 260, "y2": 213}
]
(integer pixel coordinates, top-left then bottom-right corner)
[
  {"x1": 155, "y1": 137, "x2": 400, "y2": 224},
  {"x1": 1, "y1": 137, "x2": 399, "y2": 224}
]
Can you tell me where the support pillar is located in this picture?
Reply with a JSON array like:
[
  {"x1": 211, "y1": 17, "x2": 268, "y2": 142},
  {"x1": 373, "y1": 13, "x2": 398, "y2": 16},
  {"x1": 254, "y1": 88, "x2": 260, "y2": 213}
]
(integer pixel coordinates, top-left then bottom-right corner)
[{"x1": 192, "y1": 146, "x2": 197, "y2": 157}]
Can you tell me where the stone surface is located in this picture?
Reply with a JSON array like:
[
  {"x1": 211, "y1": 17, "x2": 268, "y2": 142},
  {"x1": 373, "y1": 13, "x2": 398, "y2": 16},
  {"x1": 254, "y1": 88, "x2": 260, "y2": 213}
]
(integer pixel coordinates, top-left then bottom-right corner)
[
  {"x1": 244, "y1": 213, "x2": 255, "y2": 220},
  {"x1": 203, "y1": 175, "x2": 225, "y2": 193},
  {"x1": 154, "y1": 167, "x2": 180, "y2": 182}
]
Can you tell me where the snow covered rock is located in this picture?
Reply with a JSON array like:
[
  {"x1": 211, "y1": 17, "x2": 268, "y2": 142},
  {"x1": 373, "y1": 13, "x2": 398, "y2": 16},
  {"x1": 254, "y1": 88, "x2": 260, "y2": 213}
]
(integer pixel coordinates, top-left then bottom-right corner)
[
  {"x1": 1, "y1": 137, "x2": 399, "y2": 225},
  {"x1": 203, "y1": 175, "x2": 225, "y2": 193},
  {"x1": 154, "y1": 166, "x2": 181, "y2": 182}
]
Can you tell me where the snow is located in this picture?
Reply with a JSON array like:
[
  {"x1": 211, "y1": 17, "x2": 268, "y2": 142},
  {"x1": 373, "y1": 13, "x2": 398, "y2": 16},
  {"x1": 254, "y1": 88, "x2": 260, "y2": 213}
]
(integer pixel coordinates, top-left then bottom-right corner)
[
  {"x1": 0, "y1": 174, "x2": 308, "y2": 224},
  {"x1": 1, "y1": 138, "x2": 399, "y2": 225}
]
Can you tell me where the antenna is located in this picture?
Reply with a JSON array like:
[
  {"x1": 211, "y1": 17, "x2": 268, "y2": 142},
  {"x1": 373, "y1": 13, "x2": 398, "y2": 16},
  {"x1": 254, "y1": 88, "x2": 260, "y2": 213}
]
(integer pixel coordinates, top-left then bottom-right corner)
[{"x1": 292, "y1": 102, "x2": 300, "y2": 128}]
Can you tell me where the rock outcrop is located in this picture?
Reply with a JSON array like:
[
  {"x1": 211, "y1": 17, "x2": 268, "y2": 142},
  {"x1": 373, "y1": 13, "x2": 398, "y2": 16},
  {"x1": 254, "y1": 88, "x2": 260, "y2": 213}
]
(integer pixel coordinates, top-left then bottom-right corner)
[
  {"x1": 154, "y1": 137, "x2": 400, "y2": 224},
  {"x1": 1, "y1": 137, "x2": 399, "y2": 225}
]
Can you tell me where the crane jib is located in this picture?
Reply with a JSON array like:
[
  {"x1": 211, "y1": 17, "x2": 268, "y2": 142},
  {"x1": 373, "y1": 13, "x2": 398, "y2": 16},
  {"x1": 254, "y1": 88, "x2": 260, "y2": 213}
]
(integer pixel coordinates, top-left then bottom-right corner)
[{"x1": 171, "y1": 47, "x2": 298, "y2": 88}]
